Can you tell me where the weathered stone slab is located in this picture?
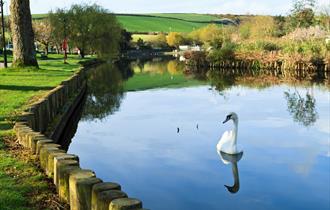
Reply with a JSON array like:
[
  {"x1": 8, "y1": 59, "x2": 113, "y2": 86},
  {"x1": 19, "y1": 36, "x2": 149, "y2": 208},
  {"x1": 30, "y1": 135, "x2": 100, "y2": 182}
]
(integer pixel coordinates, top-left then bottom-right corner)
[
  {"x1": 46, "y1": 151, "x2": 67, "y2": 177},
  {"x1": 92, "y1": 182, "x2": 121, "y2": 210},
  {"x1": 16, "y1": 127, "x2": 33, "y2": 146},
  {"x1": 58, "y1": 165, "x2": 81, "y2": 202},
  {"x1": 109, "y1": 198, "x2": 143, "y2": 210},
  {"x1": 96, "y1": 190, "x2": 127, "y2": 210},
  {"x1": 29, "y1": 135, "x2": 48, "y2": 154},
  {"x1": 36, "y1": 139, "x2": 54, "y2": 155},
  {"x1": 54, "y1": 155, "x2": 79, "y2": 186},
  {"x1": 39, "y1": 146, "x2": 61, "y2": 170},
  {"x1": 69, "y1": 169, "x2": 96, "y2": 210}
]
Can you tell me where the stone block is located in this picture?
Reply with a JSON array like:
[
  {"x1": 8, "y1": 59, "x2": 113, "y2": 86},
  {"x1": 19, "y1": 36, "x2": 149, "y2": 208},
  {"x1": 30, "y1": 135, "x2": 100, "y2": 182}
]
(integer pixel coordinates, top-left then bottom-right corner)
[
  {"x1": 46, "y1": 151, "x2": 67, "y2": 177},
  {"x1": 69, "y1": 176, "x2": 102, "y2": 210},
  {"x1": 29, "y1": 135, "x2": 48, "y2": 154},
  {"x1": 39, "y1": 146, "x2": 61, "y2": 170},
  {"x1": 92, "y1": 182, "x2": 121, "y2": 210},
  {"x1": 54, "y1": 155, "x2": 79, "y2": 186},
  {"x1": 109, "y1": 198, "x2": 143, "y2": 210},
  {"x1": 95, "y1": 190, "x2": 127, "y2": 210},
  {"x1": 36, "y1": 140, "x2": 54, "y2": 155},
  {"x1": 58, "y1": 165, "x2": 81, "y2": 202}
]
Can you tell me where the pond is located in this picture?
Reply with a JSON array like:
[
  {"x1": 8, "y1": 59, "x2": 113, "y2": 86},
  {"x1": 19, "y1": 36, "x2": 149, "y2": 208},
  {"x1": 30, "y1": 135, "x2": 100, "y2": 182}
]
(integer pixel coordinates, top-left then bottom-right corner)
[{"x1": 67, "y1": 59, "x2": 330, "y2": 210}]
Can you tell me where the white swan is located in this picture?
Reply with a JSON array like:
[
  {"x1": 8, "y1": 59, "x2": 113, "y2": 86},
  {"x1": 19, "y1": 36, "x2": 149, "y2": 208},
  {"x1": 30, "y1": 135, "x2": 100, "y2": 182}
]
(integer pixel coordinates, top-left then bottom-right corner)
[{"x1": 217, "y1": 112, "x2": 242, "y2": 155}]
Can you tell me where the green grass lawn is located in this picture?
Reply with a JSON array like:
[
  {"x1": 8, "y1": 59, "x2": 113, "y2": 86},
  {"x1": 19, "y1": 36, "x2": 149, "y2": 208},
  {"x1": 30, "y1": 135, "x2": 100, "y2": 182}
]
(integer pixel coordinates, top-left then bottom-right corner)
[
  {"x1": 0, "y1": 53, "x2": 84, "y2": 209},
  {"x1": 0, "y1": 54, "x2": 82, "y2": 129}
]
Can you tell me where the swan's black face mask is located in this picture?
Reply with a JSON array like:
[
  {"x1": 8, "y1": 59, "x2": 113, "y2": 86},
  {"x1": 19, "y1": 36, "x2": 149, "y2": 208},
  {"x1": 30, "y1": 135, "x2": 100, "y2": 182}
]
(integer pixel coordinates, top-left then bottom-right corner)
[{"x1": 223, "y1": 114, "x2": 232, "y2": 124}]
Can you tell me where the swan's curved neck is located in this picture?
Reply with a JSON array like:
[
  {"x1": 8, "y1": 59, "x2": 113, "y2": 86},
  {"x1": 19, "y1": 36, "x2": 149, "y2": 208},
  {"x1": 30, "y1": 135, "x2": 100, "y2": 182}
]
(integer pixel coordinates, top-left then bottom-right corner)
[{"x1": 232, "y1": 120, "x2": 238, "y2": 144}]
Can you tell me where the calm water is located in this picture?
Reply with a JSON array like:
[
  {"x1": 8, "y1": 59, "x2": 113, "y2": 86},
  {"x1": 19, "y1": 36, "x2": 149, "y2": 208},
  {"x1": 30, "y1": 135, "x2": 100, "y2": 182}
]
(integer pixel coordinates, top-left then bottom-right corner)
[{"x1": 68, "y1": 59, "x2": 330, "y2": 210}]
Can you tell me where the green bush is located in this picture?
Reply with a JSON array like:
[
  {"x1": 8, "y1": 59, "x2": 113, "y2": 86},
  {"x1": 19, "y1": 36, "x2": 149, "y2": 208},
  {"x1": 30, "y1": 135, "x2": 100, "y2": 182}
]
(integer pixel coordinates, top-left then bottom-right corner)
[
  {"x1": 208, "y1": 41, "x2": 237, "y2": 62},
  {"x1": 256, "y1": 41, "x2": 281, "y2": 51}
]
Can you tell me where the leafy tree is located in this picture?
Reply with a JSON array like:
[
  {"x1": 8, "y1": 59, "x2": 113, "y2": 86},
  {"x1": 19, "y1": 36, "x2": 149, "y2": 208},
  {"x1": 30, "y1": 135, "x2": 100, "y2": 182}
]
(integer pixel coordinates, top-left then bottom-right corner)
[
  {"x1": 10, "y1": 0, "x2": 38, "y2": 67},
  {"x1": 316, "y1": 4, "x2": 330, "y2": 31},
  {"x1": 273, "y1": 16, "x2": 288, "y2": 37},
  {"x1": 67, "y1": 4, "x2": 121, "y2": 58},
  {"x1": 48, "y1": 8, "x2": 70, "y2": 58},
  {"x1": 290, "y1": 0, "x2": 316, "y2": 28},
  {"x1": 188, "y1": 24, "x2": 234, "y2": 47},
  {"x1": 49, "y1": 4, "x2": 122, "y2": 59},
  {"x1": 119, "y1": 29, "x2": 132, "y2": 52},
  {"x1": 33, "y1": 19, "x2": 52, "y2": 55},
  {"x1": 194, "y1": 24, "x2": 223, "y2": 46},
  {"x1": 152, "y1": 33, "x2": 168, "y2": 48},
  {"x1": 166, "y1": 32, "x2": 185, "y2": 48},
  {"x1": 238, "y1": 16, "x2": 275, "y2": 39}
]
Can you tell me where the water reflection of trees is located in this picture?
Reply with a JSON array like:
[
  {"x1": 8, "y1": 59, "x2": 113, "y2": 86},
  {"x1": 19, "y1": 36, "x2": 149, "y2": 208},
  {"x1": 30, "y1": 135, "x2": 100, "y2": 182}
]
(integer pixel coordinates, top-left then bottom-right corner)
[
  {"x1": 284, "y1": 89, "x2": 318, "y2": 127},
  {"x1": 187, "y1": 67, "x2": 327, "y2": 127},
  {"x1": 82, "y1": 62, "x2": 133, "y2": 121},
  {"x1": 187, "y1": 68, "x2": 330, "y2": 92}
]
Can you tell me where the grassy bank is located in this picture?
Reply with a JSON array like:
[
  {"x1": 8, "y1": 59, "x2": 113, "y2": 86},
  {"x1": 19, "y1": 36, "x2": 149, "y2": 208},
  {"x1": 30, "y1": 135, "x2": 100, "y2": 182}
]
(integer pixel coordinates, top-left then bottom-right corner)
[{"x1": 0, "y1": 53, "x2": 85, "y2": 209}]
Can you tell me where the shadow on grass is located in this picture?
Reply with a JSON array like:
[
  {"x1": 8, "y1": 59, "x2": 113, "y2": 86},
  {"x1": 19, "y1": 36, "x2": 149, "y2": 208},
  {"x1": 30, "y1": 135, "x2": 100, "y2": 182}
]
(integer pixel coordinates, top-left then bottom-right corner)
[
  {"x1": 0, "y1": 123, "x2": 12, "y2": 132},
  {"x1": 0, "y1": 85, "x2": 53, "y2": 91}
]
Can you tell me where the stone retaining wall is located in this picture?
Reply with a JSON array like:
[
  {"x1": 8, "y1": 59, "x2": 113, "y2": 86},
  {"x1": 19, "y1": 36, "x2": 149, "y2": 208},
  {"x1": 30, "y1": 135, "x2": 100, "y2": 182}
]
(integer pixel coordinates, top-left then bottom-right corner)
[{"x1": 14, "y1": 66, "x2": 146, "y2": 210}]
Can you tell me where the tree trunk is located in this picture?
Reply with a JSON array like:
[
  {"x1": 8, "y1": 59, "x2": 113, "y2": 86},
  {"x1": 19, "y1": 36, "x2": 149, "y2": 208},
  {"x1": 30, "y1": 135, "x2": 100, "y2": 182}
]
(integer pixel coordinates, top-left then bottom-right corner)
[
  {"x1": 45, "y1": 43, "x2": 49, "y2": 56},
  {"x1": 10, "y1": 0, "x2": 38, "y2": 67},
  {"x1": 79, "y1": 48, "x2": 85, "y2": 59}
]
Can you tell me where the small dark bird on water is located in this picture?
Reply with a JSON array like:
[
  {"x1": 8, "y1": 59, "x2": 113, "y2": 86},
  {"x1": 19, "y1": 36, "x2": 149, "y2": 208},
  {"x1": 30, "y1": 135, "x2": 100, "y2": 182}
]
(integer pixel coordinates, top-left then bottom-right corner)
[{"x1": 177, "y1": 127, "x2": 180, "y2": 133}]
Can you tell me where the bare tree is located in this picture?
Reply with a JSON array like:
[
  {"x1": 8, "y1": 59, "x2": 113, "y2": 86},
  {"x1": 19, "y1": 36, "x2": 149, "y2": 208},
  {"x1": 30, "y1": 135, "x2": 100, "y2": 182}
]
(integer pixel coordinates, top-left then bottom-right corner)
[{"x1": 10, "y1": 0, "x2": 38, "y2": 67}]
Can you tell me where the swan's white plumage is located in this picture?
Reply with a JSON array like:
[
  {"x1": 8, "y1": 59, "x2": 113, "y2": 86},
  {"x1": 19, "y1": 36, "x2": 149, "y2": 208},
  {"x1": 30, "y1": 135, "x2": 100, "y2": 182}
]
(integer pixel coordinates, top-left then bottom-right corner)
[
  {"x1": 217, "y1": 130, "x2": 240, "y2": 154},
  {"x1": 217, "y1": 112, "x2": 242, "y2": 155}
]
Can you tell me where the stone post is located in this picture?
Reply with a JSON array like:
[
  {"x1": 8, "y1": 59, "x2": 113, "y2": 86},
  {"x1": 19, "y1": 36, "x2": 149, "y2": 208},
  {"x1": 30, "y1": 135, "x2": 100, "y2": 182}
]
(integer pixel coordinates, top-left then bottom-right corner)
[
  {"x1": 109, "y1": 198, "x2": 143, "y2": 210},
  {"x1": 95, "y1": 190, "x2": 128, "y2": 210},
  {"x1": 91, "y1": 182, "x2": 121, "y2": 210}
]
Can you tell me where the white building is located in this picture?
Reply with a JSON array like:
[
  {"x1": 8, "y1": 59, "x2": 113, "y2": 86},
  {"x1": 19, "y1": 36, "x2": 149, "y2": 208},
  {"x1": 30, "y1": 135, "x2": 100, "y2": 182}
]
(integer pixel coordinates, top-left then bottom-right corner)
[{"x1": 179, "y1": 45, "x2": 202, "y2": 52}]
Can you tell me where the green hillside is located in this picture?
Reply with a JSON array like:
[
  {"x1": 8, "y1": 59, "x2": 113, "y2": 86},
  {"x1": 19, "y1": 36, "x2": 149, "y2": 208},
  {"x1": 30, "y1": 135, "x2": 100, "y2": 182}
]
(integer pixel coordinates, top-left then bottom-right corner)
[
  {"x1": 145, "y1": 13, "x2": 218, "y2": 22},
  {"x1": 116, "y1": 14, "x2": 213, "y2": 33},
  {"x1": 32, "y1": 13, "x2": 226, "y2": 33}
]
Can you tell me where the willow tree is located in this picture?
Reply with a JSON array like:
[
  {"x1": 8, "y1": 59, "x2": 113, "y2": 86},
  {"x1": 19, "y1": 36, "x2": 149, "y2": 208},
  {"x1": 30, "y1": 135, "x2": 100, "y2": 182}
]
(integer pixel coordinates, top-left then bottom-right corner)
[{"x1": 10, "y1": 0, "x2": 38, "y2": 67}]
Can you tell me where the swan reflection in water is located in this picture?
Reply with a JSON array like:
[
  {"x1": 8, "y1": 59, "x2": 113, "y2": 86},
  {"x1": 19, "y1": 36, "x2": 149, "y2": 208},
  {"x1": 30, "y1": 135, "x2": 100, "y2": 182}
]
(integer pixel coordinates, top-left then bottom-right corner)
[
  {"x1": 218, "y1": 150, "x2": 243, "y2": 194},
  {"x1": 217, "y1": 112, "x2": 243, "y2": 194}
]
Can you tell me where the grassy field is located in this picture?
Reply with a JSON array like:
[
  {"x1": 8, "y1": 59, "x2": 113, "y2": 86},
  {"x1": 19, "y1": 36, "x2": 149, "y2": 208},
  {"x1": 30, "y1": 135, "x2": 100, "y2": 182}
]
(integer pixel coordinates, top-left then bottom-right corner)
[
  {"x1": 0, "y1": 53, "x2": 84, "y2": 209},
  {"x1": 31, "y1": 13, "x2": 222, "y2": 33},
  {"x1": 116, "y1": 15, "x2": 206, "y2": 33},
  {"x1": 145, "y1": 13, "x2": 218, "y2": 22}
]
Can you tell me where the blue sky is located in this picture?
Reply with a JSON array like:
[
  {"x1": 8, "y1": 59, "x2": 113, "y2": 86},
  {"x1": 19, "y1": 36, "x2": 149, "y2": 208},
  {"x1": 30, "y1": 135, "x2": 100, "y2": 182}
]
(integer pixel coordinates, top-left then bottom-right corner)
[{"x1": 8, "y1": 0, "x2": 328, "y2": 15}]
